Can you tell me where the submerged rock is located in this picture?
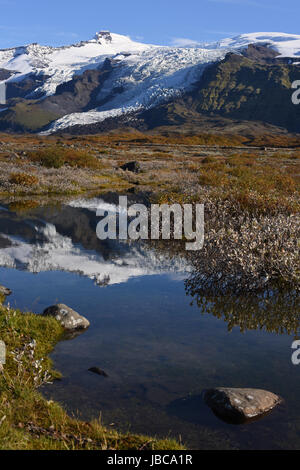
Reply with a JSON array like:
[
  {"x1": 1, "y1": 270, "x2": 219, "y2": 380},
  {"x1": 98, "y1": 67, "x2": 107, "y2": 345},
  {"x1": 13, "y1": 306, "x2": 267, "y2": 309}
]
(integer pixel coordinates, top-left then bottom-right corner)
[
  {"x1": 88, "y1": 367, "x2": 108, "y2": 378},
  {"x1": 43, "y1": 304, "x2": 90, "y2": 331},
  {"x1": 204, "y1": 387, "x2": 282, "y2": 424},
  {"x1": 0, "y1": 285, "x2": 12, "y2": 296}
]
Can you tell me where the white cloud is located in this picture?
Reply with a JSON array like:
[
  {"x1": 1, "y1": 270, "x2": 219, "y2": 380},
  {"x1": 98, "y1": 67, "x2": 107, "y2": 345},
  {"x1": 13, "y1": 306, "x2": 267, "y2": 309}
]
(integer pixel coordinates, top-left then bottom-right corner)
[{"x1": 170, "y1": 37, "x2": 201, "y2": 47}]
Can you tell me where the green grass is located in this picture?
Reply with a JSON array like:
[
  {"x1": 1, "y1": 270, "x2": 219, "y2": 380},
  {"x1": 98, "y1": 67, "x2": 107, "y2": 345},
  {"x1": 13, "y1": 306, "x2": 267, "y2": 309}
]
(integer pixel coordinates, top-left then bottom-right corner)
[
  {"x1": 0, "y1": 102, "x2": 59, "y2": 132},
  {"x1": 0, "y1": 303, "x2": 184, "y2": 450}
]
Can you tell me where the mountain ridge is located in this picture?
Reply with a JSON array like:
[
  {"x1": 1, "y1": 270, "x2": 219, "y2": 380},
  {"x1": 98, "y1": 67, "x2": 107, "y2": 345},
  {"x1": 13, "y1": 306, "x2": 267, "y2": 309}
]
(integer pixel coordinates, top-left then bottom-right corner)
[{"x1": 0, "y1": 31, "x2": 300, "y2": 134}]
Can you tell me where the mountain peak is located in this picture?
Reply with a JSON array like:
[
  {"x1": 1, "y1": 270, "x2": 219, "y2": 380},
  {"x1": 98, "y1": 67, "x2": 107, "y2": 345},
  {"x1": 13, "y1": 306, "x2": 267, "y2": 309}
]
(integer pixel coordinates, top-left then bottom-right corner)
[{"x1": 94, "y1": 31, "x2": 113, "y2": 43}]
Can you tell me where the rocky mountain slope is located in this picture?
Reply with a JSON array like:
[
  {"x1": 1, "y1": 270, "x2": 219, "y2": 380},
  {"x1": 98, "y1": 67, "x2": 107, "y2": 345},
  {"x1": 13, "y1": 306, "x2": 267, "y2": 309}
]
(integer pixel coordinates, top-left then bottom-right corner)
[{"x1": 0, "y1": 31, "x2": 300, "y2": 134}]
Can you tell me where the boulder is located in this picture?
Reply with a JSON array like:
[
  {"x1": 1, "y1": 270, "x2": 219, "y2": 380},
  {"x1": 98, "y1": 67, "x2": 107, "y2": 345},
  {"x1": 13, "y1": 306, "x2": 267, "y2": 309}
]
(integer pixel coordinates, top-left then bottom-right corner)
[
  {"x1": 120, "y1": 161, "x2": 141, "y2": 173},
  {"x1": 204, "y1": 387, "x2": 282, "y2": 423},
  {"x1": 0, "y1": 285, "x2": 11, "y2": 296},
  {"x1": 43, "y1": 304, "x2": 90, "y2": 331}
]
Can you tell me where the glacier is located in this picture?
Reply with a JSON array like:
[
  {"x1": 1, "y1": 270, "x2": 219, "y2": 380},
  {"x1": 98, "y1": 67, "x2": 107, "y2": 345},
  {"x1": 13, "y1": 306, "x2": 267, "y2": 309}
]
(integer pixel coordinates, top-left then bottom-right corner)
[{"x1": 0, "y1": 30, "x2": 300, "y2": 133}]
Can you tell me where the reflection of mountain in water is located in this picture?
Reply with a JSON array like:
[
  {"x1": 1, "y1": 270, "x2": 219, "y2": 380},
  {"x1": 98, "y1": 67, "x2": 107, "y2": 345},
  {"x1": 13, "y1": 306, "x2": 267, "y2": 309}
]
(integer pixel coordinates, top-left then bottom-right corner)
[
  {"x1": 0, "y1": 199, "x2": 190, "y2": 286},
  {"x1": 185, "y1": 273, "x2": 300, "y2": 336}
]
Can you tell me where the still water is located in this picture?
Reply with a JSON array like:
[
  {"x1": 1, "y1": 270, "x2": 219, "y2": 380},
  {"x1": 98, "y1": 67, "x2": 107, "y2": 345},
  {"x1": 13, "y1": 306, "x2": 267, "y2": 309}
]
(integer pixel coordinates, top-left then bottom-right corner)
[{"x1": 0, "y1": 197, "x2": 299, "y2": 449}]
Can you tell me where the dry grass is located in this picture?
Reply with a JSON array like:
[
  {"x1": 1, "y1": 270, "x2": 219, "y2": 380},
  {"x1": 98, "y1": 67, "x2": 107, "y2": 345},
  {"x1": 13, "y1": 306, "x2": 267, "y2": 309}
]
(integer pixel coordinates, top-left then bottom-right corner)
[{"x1": 0, "y1": 132, "x2": 299, "y2": 214}]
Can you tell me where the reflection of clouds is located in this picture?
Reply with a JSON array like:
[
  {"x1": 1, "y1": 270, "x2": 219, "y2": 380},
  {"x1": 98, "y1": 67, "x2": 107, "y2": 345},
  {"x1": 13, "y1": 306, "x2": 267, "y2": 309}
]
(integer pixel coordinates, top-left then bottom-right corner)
[
  {"x1": 0, "y1": 219, "x2": 191, "y2": 286},
  {"x1": 68, "y1": 198, "x2": 128, "y2": 215}
]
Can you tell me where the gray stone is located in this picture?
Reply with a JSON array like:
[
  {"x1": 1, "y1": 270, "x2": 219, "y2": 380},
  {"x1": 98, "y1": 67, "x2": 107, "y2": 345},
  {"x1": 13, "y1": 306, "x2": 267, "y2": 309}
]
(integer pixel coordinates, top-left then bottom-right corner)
[
  {"x1": 0, "y1": 285, "x2": 11, "y2": 296},
  {"x1": 43, "y1": 304, "x2": 90, "y2": 331},
  {"x1": 204, "y1": 387, "x2": 282, "y2": 423}
]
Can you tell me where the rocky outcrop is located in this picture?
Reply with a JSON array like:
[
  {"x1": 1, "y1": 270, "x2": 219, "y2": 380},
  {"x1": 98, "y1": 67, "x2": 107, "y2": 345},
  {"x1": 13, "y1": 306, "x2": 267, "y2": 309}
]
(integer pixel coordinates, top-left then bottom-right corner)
[
  {"x1": 204, "y1": 387, "x2": 282, "y2": 423},
  {"x1": 190, "y1": 51, "x2": 300, "y2": 133},
  {"x1": 43, "y1": 304, "x2": 90, "y2": 330},
  {"x1": 0, "y1": 68, "x2": 15, "y2": 81}
]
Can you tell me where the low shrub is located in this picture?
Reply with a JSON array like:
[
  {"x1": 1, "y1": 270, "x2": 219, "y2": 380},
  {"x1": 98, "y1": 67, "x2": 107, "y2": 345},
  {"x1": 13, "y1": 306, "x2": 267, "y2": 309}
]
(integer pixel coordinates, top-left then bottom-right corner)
[
  {"x1": 9, "y1": 172, "x2": 39, "y2": 187},
  {"x1": 28, "y1": 147, "x2": 100, "y2": 169}
]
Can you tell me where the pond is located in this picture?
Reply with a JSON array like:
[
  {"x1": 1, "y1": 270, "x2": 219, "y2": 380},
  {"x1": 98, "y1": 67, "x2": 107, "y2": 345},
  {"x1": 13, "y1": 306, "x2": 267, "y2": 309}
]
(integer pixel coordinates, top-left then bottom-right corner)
[{"x1": 0, "y1": 196, "x2": 299, "y2": 450}]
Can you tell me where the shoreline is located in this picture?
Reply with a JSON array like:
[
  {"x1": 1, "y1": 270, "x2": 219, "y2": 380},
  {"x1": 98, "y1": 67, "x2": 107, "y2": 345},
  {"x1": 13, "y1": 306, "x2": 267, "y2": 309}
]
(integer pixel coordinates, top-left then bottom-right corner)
[{"x1": 0, "y1": 299, "x2": 184, "y2": 450}]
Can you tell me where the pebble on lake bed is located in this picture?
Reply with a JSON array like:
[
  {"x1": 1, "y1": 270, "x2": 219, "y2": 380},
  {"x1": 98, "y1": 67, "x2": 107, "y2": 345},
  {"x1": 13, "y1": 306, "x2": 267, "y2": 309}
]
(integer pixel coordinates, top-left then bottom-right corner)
[
  {"x1": 88, "y1": 367, "x2": 108, "y2": 377},
  {"x1": 204, "y1": 387, "x2": 282, "y2": 424},
  {"x1": 42, "y1": 304, "x2": 90, "y2": 331}
]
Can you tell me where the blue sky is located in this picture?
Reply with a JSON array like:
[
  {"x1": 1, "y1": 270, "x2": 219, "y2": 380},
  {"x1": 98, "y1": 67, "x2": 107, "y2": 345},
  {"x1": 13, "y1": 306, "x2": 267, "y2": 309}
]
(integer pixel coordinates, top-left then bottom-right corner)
[{"x1": 0, "y1": 0, "x2": 299, "y2": 48}]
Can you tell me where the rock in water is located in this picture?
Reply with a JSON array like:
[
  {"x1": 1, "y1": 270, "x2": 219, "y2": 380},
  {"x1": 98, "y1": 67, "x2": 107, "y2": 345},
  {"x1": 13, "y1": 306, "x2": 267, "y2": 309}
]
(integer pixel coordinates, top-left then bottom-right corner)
[
  {"x1": 204, "y1": 387, "x2": 282, "y2": 423},
  {"x1": 43, "y1": 304, "x2": 90, "y2": 331},
  {"x1": 88, "y1": 367, "x2": 108, "y2": 378},
  {"x1": 0, "y1": 285, "x2": 12, "y2": 296}
]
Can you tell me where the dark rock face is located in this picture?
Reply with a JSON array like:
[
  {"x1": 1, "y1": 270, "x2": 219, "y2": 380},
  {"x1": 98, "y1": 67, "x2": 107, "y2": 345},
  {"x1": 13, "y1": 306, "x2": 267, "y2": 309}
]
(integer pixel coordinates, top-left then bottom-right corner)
[
  {"x1": 190, "y1": 50, "x2": 300, "y2": 132},
  {"x1": 0, "y1": 68, "x2": 15, "y2": 81},
  {"x1": 40, "y1": 58, "x2": 116, "y2": 116},
  {"x1": 204, "y1": 387, "x2": 282, "y2": 424},
  {"x1": 6, "y1": 73, "x2": 50, "y2": 100},
  {"x1": 43, "y1": 304, "x2": 90, "y2": 330},
  {"x1": 120, "y1": 161, "x2": 142, "y2": 173},
  {"x1": 0, "y1": 235, "x2": 12, "y2": 249},
  {"x1": 240, "y1": 43, "x2": 279, "y2": 63},
  {"x1": 0, "y1": 59, "x2": 118, "y2": 132}
]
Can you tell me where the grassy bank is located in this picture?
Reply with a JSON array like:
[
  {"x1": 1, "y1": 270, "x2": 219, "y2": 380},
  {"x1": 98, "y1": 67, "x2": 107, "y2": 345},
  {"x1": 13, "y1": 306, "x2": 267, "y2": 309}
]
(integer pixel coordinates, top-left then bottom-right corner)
[{"x1": 0, "y1": 303, "x2": 184, "y2": 450}]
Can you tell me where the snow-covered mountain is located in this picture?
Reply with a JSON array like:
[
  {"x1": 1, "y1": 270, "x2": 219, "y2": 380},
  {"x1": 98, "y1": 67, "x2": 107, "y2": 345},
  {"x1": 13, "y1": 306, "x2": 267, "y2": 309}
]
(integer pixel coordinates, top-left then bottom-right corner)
[
  {"x1": 215, "y1": 32, "x2": 300, "y2": 58},
  {"x1": 0, "y1": 31, "x2": 300, "y2": 134},
  {"x1": 0, "y1": 32, "x2": 152, "y2": 95}
]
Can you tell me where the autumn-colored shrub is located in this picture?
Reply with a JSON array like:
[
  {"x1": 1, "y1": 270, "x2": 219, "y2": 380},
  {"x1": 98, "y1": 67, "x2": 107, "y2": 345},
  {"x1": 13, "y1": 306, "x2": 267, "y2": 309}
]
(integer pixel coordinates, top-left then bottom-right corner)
[
  {"x1": 28, "y1": 147, "x2": 100, "y2": 169},
  {"x1": 9, "y1": 172, "x2": 39, "y2": 187}
]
